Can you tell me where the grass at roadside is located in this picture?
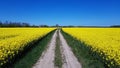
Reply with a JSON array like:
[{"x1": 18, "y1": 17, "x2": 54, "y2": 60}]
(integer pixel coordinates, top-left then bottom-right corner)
[
  {"x1": 61, "y1": 30, "x2": 105, "y2": 68},
  {"x1": 5, "y1": 30, "x2": 55, "y2": 68},
  {"x1": 54, "y1": 30, "x2": 63, "y2": 68}
]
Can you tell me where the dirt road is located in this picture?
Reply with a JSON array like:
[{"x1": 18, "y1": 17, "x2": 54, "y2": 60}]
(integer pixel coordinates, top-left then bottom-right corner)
[
  {"x1": 33, "y1": 30, "x2": 57, "y2": 68},
  {"x1": 33, "y1": 30, "x2": 82, "y2": 68},
  {"x1": 59, "y1": 30, "x2": 82, "y2": 68}
]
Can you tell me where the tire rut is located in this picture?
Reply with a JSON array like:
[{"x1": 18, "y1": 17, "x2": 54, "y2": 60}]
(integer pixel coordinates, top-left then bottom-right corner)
[
  {"x1": 59, "y1": 30, "x2": 82, "y2": 68},
  {"x1": 32, "y1": 30, "x2": 57, "y2": 68}
]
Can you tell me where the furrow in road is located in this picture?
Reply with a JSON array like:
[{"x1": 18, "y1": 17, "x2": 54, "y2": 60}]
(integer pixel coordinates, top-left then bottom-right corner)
[
  {"x1": 59, "y1": 30, "x2": 82, "y2": 68},
  {"x1": 32, "y1": 30, "x2": 57, "y2": 68}
]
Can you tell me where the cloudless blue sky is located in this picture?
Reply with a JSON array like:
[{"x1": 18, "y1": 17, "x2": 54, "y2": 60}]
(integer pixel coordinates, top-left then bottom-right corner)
[{"x1": 0, "y1": 0, "x2": 120, "y2": 26}]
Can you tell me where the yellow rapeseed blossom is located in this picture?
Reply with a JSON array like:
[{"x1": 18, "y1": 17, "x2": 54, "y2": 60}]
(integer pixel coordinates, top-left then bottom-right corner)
[
  {"x1": 62, "y1": 28, "x2": 120, "y2": 67},
  {"x1": 0, "y1": 28, "x2": 55, "y2": 66}
]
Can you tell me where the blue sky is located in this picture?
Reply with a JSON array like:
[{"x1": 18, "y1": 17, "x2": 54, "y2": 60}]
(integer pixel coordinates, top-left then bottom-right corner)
[{"x1": 0, "y1": 0, "x2": 120, "y2": 26}]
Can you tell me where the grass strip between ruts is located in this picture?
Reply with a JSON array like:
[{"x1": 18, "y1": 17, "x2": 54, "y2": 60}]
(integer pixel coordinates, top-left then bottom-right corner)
[{"x1": 54, "y1": 30, "x2": 63, "y2": 68}]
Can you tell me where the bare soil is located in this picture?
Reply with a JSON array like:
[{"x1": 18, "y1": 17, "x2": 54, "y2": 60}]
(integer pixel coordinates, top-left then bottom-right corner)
[
  {"x1": 32, "y1": 30, "x2": 57, "y2": 68},
  {"x1": 33, "y1": 30, "x2": 82, "y2": 68},
  {"x1": 59, "y1": 30, "x2": 82, "y2": 68}
]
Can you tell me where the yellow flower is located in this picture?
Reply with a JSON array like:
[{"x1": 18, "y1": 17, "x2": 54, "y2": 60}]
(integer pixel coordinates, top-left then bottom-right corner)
[
  {"x1": 0, "y1": 28, "x2": 55, "y2": 65},
  {"x1": 63, "y1": 28, "x2": 120, "y2": 66}
]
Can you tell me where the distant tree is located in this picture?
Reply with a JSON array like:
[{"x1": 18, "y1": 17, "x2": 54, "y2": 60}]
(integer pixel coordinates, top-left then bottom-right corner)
[
  {"x1": 0, "y1": 21, "x2": 2, "y2": 26},
  {"x1": 22, "y1": 23, "x2": 30, "y2": 27},
  {"x1": 0, "y1": 21, "x2": 30, "y2": 27},
  {"x1": 39, "y1": 25, "x2": 48, "y2": 27},
  {"x1": 56, "y1": 24, "x2": 59, "y2": 27},
  {"x1": 0, "y1": 21, "x2": 2, "y2": 24},
  {"x1": 32, "y1": 25, "x2": 35, "y2": 27},
  {"x1": 110, "y1": 25, "x2": 120, "y2": 27}
]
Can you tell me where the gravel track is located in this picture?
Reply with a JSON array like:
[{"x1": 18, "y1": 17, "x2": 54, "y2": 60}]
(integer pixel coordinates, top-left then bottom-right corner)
[
  {"x1": 33, "y1": 30, "x2": 57, "y2": 68},
  {"x1": 59, "y1": 30, "x2": 82, "y2": 68},
  {"x1": 33, "y1": 30, "x2": 82, "y2": 68}
]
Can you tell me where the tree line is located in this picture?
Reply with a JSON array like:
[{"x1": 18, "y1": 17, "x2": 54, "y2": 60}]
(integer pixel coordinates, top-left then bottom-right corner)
[
  {"x1": 0, "y1": 21, "x2": 52, "y2": 27},
  {"x1": 0, "y1": 21, "x2": 119, "y2": 27},
  {"x1": 0, "y1": 21, "x2": 30, "y2": 27}
]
